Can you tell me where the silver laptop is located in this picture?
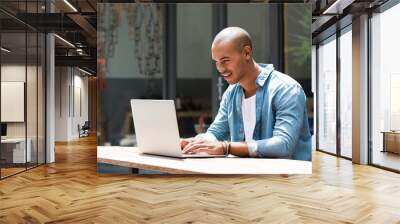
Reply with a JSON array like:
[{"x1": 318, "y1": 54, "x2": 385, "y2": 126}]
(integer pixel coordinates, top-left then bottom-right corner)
[{"x1": 131, "y1": 99, "x2": 225, "y2": 158}]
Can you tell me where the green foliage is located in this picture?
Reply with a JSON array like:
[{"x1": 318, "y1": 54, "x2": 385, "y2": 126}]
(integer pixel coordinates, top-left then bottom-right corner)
[{"x1": 287, "y1": 8, "x2": 311, "y2": 67}]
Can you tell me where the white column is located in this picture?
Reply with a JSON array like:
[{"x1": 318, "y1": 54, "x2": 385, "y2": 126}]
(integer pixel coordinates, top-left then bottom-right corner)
[
  {"x1": 352, "y1": 14, "x2": 369, "y2": 164},
  {"x1": 46, "y1": 33, "x2": 55, "y2": 163},
  {"x1": 46, "y1": 1, "x2": 55, "y2": 163}
]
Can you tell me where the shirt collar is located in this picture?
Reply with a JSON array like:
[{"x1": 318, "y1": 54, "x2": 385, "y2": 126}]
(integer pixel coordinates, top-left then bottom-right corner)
[{"x1": 256, "y1": 63, "x2": 274, "y2": 87}]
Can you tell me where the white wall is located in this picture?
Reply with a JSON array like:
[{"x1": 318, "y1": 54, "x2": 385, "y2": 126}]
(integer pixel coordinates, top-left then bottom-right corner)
[
  {"x1": 1, "y1": 82, "x2": 24, "y2": 122},
  {"x1": 1, "y1": 64, "x2": 46, "y2": 163},
  {"x1": 72, "y1": 73, "x2": 89, "y2": 138},
  {"x1": 55, "y1": 67, "x2": 89, "y2": 141},
  {"x1": 1, "y1": 65, "x2": 26, "y2": 139},
  {"x1": 55, "y1": 66, "x2": 68, "y2": 141},
  {"x1": 1, "y1": 65, "x2": 35, "y2": 137}
]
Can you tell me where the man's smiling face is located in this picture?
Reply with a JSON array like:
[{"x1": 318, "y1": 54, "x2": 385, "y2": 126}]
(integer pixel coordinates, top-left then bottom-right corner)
[{"x1": 211, "y1": 40, "x2": 247, "y2": 85}]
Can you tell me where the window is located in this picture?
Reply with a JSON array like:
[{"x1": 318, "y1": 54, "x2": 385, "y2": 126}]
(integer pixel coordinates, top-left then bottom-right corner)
[
  {"x1": 339, "y1": 27, "x2": 352, "y2": 158},
  {"x1": 371, "y1": 3, "x2": 400, "y2": 171},
  {"x1": 317, "y1": 36, "x2": 337, "y2": 154}
]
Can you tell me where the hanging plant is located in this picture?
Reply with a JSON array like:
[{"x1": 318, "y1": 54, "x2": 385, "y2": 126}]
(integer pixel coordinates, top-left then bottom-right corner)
[
  {"x1": 97, "y1": 4, "x2": 123, "y2": 80},
  {"x1": 126, "y1": 4, "x2": 163, "y2": 97}
]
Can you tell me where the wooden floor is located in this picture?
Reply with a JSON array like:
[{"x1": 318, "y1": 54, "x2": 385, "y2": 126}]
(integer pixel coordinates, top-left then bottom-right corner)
[
  {"x1": 372, "y1": 150, "x2": 400, "y2": 171},
  {"x1": 1, "y1": 163, "x2": 45, "y2": 178},
  {"x1": 1, "y1": 136, "x2": 400, "y2": 223},
  {"x1": 1, "y1": 167, "x2": 26, "y2": 178}
]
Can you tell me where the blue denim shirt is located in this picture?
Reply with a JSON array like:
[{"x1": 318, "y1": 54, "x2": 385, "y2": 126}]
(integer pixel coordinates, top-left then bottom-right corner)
[{"x1": 207, "y1": 64, "x2": 312, "y2": 161}]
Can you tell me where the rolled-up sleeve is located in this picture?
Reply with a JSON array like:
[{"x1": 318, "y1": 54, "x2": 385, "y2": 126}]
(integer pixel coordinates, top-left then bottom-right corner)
[
  {"x1": 255, "y1": 85, "x2": 306, "y2": 158},
  {"x1": 206, "y1": 88, "x2": 231, "y2": 141},
  {"x1": 247, "y1": 140, "x2": 258, "y2": 157}
]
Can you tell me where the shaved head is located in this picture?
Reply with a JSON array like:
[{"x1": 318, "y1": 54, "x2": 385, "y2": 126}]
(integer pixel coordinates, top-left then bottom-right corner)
[
  {"x1": 211, "y1": 27, "x2": 257, "y2": 85},
  {"x1": 212, "y1": 27, "x2": 253, "y2": 52}
]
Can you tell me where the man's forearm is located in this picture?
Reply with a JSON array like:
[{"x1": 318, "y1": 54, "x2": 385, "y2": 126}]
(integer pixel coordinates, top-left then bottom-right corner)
[{"x1": 229, "y1": 142, "x2": 250, "y2": 157}]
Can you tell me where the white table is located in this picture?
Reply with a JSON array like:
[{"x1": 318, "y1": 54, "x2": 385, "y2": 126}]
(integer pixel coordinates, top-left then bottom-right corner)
[
  {"x1": 1, "y1": 138, "x2": 31, "y2": 163},
  {"x1": 97, "y1": 146, "x2": 312, "y2": 174}
]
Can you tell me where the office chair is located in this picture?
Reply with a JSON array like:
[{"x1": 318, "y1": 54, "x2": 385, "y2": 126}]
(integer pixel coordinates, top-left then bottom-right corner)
[{"x1": 79, "y1": 121, "x2": 90, "y2": 138}]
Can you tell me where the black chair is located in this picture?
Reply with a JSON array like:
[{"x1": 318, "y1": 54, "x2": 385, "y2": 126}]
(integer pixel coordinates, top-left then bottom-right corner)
[{"x1": 79, "y1": 121, "x2": 90, "y2": 138}]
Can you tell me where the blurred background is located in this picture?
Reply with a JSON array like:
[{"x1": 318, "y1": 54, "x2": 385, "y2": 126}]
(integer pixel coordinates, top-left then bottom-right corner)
[{"x1": 97, "y1": 3, "x2": 312, "y2": 148}]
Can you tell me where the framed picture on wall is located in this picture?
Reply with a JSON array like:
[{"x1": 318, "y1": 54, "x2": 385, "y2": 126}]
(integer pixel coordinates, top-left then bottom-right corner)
[{"x1": 1, "y1": 81, "x2": 25, "y2": 122}]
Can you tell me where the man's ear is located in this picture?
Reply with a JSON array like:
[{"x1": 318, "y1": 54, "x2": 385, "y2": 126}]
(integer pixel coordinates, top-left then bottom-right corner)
[{"x1": 243, "y1": 46, "x2": 252, "y2": 61}]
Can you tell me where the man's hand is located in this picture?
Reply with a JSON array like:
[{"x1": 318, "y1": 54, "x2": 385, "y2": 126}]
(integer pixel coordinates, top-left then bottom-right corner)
[
  {"x1": 181, "y1": 140, "x2": 224, "y2": 155},
  {"x1": 180, "y1": 137, "x2": 195, "y2": 150}
]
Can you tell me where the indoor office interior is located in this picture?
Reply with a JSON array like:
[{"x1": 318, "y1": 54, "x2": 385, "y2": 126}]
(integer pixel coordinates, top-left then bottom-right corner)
[
  {"x1": 313, "y1": 0, "x2": 400, "y2": 172},
  {"x1": 0, "y1": 0, "x2": 400, "y2": 223},
  {"x1": 0, "y1": 0, "x2": 97, "y2": 179}
]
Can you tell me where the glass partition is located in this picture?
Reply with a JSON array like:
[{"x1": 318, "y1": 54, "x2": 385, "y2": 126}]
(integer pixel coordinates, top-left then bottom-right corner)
[
  {"x1": 1, "y1": 30, "x2": 28, "y2": 177},
  {"x1": 0, "y1": 1, "x2": 46, "y2": 179}
]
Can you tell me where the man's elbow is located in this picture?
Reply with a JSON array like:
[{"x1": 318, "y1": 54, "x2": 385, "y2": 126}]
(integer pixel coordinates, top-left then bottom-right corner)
[{"x1": 256, "y1": 136, "x2": 295, "y2": 159}]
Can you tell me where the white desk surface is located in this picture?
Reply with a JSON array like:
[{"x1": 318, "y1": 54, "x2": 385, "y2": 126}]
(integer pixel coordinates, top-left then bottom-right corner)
[{"x1": 97, "y1": 146, "x2": 312, "y2": 174}]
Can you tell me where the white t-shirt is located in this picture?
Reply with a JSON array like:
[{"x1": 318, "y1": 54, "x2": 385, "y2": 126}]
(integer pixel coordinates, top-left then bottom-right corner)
[{"x1": 242, "y1": 94, "x2": 256, "y2": 142}]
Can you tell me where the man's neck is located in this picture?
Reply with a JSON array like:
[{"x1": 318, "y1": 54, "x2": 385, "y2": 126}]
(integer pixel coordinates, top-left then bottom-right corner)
[{"x1": 240, "y1": 62, "x2": 262, "y2": 98}]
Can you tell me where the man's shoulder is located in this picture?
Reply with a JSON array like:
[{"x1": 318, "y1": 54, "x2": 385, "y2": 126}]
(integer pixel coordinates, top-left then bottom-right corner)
[
  {"x1": 258, "y1": 63, "x2": 301, "y2": 90},
  {"x1": 269, "y1": 70, "x2": 302, "y2": 90}
]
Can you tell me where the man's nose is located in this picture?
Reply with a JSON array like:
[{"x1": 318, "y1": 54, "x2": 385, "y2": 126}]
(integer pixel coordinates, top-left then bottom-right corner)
[{"x1": 215, "y1": 62, "x2": 224, "y2": 73}]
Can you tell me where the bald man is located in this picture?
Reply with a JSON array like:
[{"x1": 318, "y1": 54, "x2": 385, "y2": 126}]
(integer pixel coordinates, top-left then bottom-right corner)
[{"x1": 181, "y1": 27, "x2": 311, "y2": 161}]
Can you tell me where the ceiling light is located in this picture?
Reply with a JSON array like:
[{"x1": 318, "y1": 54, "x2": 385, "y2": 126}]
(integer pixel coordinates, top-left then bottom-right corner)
[
  {"x1": 63, "y1": 0, "x2": 78, "y2": 12},
  {"x1": 78, "y1": 67, "x2": 93, "y2": 76},
  {"x1": 54, "y1": 34, "x2": 75, "y2": 48},
  {"x1": 1, "y1": 47, "x2": 11, "y2": 53}
]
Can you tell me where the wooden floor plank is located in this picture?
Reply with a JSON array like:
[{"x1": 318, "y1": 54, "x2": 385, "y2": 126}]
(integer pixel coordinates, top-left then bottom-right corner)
[{"x1": 0, "y1": 135, "x2": 399, "y2": 223}]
